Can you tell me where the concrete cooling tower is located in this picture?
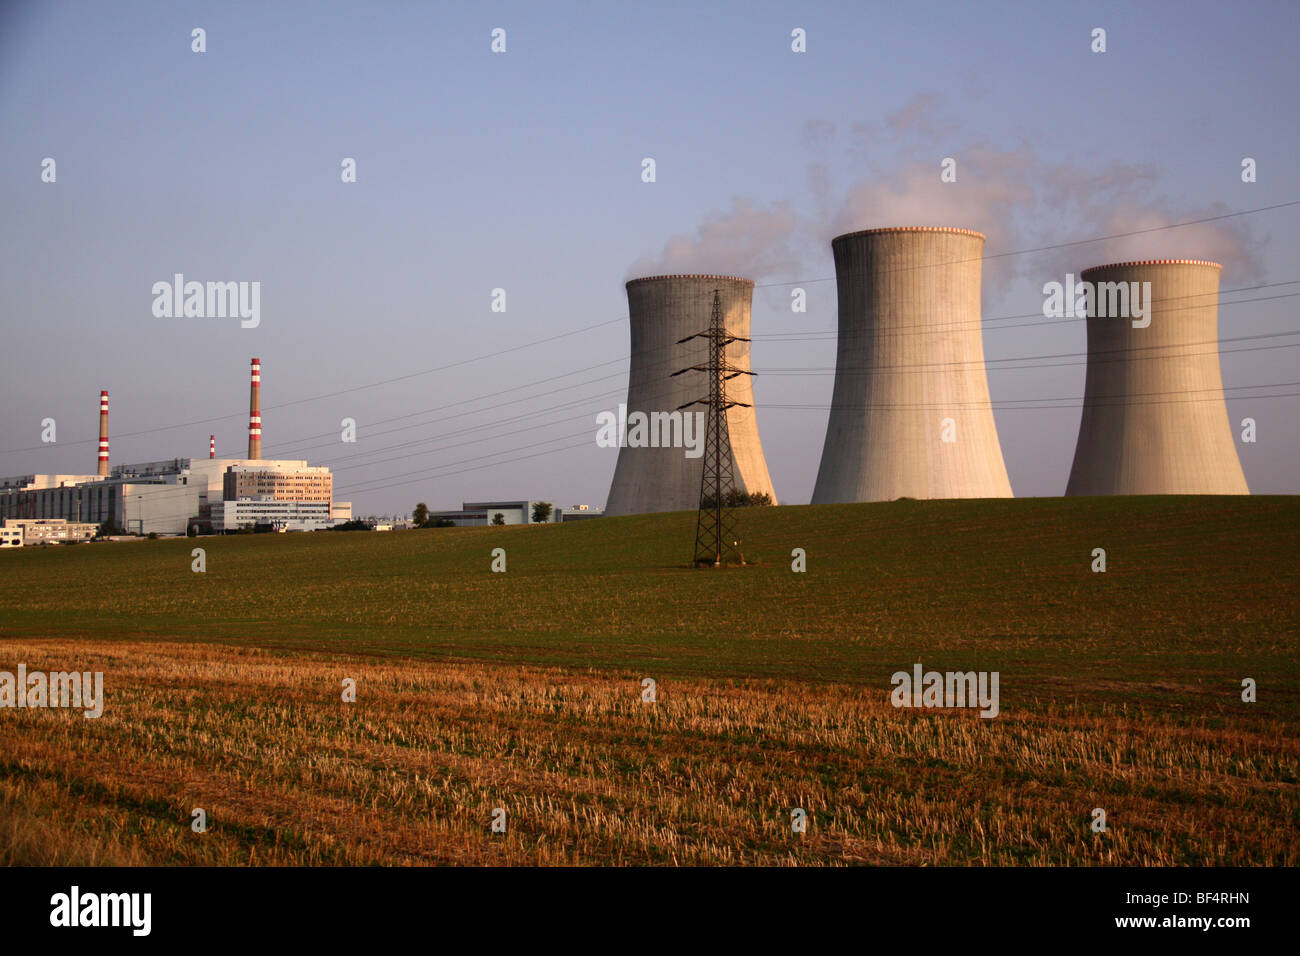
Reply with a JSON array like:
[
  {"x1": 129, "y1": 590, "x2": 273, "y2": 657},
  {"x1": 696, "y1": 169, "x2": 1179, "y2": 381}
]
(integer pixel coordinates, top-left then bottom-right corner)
[
  {"x1": 604, "y1": 275, "x2": 777, "y2": 516},
  {"x1": 811, "y1": 227, "x2": 1013, "y2": 503},
  {"x1": 1065, "y1": 260, "x2": 1249, "y2": 495}
]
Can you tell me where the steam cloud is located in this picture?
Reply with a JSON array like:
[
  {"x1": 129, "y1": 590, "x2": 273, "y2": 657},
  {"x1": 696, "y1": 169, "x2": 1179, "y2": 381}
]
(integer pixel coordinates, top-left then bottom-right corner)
[
  {"x1": 627, "y1": 92, "x2": 1263, "y2": 289},
  {"x1": 625, "y1": 197, "x2": 800, "y2": 281}
]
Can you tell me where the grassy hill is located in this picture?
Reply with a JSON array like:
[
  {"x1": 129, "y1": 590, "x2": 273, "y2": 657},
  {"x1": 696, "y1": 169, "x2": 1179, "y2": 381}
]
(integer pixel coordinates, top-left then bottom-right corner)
[
  {"x1": 0, "y1": 496, "x2": 1296, "y2": 865},
  {"x1": 2, "y1": 496, "x2": 1297, "y2": 699}
]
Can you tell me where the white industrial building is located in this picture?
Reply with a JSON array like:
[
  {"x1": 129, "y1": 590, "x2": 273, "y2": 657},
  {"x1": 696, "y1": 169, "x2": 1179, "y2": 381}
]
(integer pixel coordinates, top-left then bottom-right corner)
[
  {"x1": 0, "y1": 471, "x2": 203, "y2": 536},
  {"x1": 209, "y1": 498, "x2": 336, "y2": 532},
  {"x1": 424, "y1": 501, "x2": 603, "y2": 527}
]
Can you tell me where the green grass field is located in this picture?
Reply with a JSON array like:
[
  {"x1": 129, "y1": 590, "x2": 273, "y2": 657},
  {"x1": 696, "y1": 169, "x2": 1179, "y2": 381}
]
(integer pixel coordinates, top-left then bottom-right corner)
[
  {"x1": 3, "y1": 496, "x2": 1297, "y2": 694},
  {"x1": 0, "y1": 496, "x2": 1296, "y2": 865}
]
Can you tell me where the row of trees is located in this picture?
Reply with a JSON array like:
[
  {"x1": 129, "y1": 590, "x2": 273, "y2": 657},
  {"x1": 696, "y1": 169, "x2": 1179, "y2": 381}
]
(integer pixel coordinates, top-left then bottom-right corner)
[
  {"x1": 699, "y1": 490, "x2": 774, "y2": 508},
  {"x1": 327, "y1": 519, "x2": 375, "y2": 531}
]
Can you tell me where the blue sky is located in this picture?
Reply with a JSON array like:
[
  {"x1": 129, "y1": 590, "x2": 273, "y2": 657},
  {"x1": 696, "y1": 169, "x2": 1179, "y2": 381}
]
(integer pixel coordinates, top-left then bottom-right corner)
[{"x1": 2, "y1": 0, "x2": 1296, "y2": 512}]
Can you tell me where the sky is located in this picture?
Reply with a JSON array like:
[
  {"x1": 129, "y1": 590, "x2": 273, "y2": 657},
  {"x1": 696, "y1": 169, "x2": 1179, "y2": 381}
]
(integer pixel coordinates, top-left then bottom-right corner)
[{"x1": 1, "y1": 0, "x2": 1297, "y2": 515}]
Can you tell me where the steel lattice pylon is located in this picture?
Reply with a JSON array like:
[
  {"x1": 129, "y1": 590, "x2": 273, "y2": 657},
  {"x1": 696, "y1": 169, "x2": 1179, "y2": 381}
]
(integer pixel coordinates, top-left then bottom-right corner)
[{"x1": 672, "y1": 290, "x2": 753, "y2": 567}]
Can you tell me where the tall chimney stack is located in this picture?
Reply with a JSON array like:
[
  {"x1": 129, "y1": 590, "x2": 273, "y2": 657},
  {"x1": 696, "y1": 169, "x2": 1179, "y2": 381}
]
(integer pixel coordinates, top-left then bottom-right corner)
[
  {"x1": 97, "y1": 390, "x2": 110, "y2": 476},
  {"x1": 248, "y1": 358, "x2": 262, "y2": 460},
  {"x1": 209, "y1": 434, "x2": 216, "y2": 459}
]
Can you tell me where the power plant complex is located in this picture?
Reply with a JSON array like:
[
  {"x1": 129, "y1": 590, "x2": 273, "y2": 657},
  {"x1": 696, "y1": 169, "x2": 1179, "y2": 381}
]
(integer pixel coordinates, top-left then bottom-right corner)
[
  {"x1": 0, "y1": 359, "x2": 352, "y2": 538},
  {"x1": 1065, "y1": 260, "x2": 1250, "y2": 496},
  {"x1": 604, "y1": 274, "x2": 778, "y2": 516},
  {"x1": 2, "y1": 235, "x2": 1254, "y2": 538}
]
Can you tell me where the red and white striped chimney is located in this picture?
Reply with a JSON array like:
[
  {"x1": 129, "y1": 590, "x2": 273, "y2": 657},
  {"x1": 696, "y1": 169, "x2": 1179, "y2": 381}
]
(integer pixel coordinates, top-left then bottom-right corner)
[
  {"x1": 97, "y1": 390, "x2": 110, "y2": 476},
  {"x1": 248, "y1": 358, "x2": 262, "y2": 460},
  {"x1": 209, "y1": 434, "x2": 216, "y2": 459}
]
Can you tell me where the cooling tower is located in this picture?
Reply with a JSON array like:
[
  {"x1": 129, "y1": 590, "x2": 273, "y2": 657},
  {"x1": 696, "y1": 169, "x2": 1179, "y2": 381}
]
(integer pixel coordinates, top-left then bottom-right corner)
[
  {"x1": 1065, "y1": 260, "x2": 1248, "y2": 495},
  {"x1": 811, "y1": 227, "x2": 1013, "y2": 502},
  {"x1": 97, "y1": 390, "x2": 109, "y2": 476},
  {"x1": 248, "y1": 357, "x2": 262, "y2": 460},
  {"x1": 604, "y1": 275, "x2": 777, "y2": 515}
]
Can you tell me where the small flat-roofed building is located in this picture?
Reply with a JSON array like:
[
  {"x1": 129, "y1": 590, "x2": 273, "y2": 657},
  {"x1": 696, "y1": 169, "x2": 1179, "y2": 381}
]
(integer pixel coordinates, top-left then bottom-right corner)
[{"x1": 2, "y1": 517, "x2": 98, "y2": 544}]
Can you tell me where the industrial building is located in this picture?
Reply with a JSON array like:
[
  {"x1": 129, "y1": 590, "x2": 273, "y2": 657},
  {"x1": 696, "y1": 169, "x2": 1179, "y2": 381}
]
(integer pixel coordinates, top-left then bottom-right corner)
[
  {"x1": 1065, "y1": 260, "x2": 1249, "y2": 495},
  {"x1": 0, "y1": 359, "x2": 351, "y2": 536},
  {"x1": 209, "y1": 499, "x2": 334, "y2": 532},
  {"x1": 811, "y1": 227, "x2": 1014, "y2": 503},
  {"x1": 555, "y1": 504, "x2": 601, "y2": 522},
  {"x1": 425, "y1": 501, "x2": 602, "y2": 527},
  {"x1": 222, "y1": 464, "x2": 333, "y2": 506},
  {"x1": 604, "y1": 274, "x2": 777, "y2": 515},
  {"x1": 1, "y1": 518, "x2": 98, "y2": 545},
  {"x1": 0, "y1": 464, "x2": 204, "y2": 536}
]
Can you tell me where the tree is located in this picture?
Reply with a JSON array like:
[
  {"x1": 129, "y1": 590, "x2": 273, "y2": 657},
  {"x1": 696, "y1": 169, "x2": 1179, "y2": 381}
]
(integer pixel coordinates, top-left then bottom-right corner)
[
  {"x1": 491, "y1": 513, "x2": 506, "y2": 526},
  {"x1": 700, "y1": 490, "x2": 774, "y2": 509},
  {"x1": 530, "y1": 501, "x2": 553, "y2": 523},
  {"x1": 96, "y1": 517, "x2": 120, "y2": 537},
  {"x1": 413, "y1": 502, "x2": 429, "y2": 527}
]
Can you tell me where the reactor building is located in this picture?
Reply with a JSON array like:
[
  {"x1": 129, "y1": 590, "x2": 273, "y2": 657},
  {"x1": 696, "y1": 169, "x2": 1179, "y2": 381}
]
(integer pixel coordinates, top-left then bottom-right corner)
[
  {"x1": 1064, "y1": 259, "x2": 1249, "y2": 495},
  {"x1": 604, "y1": 274, "x2": 777, "y2": 515},
  {"x1": 811, "y1": 226, "x2": 1014, "y2": 503}
]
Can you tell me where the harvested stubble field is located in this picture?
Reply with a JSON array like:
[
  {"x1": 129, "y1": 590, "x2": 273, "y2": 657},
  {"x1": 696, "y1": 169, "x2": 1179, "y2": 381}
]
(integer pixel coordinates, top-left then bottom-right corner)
[{"x1": 0, "y1": 496, "x2": 1297, "y2": 865}]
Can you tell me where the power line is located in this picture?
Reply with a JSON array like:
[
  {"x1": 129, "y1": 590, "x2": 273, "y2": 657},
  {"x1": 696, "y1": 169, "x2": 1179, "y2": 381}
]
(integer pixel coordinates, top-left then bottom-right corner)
[
  {"x1": 265, "y1": 357, "x2": 631, "y2": 453},
  {"x1": 333, "y1": 385, "x2": 1300, "y2": 498},
  {"x1": 5, "y1": 326, "x2": 1295, "y2": 497},
  {"x1": 0, "y1": 317, "x2": 628, "y2": 457},
  {"x1": 4, "y1": 202, "x2": 1295, "y2": 458},
  {"x1": 304, "y1": 336, "x2": 1300, "y2": 477},
  {"x1": 232, "y1": 299, "x2": 1300, "y2": 463},
  {"x1": 336, "y1": 432, "x2": 595, "y2": 495},
  {"x1": 282, "y1": 332, "x2": 1300, "y2": 469}
]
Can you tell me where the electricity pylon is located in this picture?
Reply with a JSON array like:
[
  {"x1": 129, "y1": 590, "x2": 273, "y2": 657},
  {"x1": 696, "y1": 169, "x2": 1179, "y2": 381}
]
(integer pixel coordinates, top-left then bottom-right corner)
[{"x1": 672, "y1": 289, "x2": 753, "y2": 567}]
